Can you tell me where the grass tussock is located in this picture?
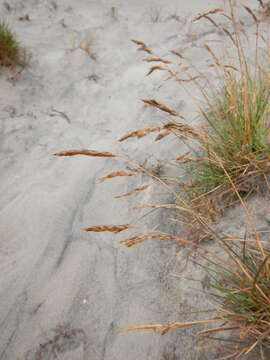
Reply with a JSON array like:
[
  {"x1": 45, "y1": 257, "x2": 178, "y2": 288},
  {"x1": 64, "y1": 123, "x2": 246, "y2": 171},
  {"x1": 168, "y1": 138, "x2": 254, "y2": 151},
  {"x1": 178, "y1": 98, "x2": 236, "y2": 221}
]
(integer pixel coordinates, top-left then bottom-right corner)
[
  {"x1": 55, "y1": 0, "x2": 270, "y2": 358},
  {"x1": 211, "y1": 247, "x2": 270, "y2": 356},
  {"x1": 0, "y1": 21, "x2": 28, "y2": 68},
  {"x1": 128, "y1": 2, "x2": 270, "y2": 220},
  {"x1": 187, "y1": 70, "x2": 270, "y2": 203},
  {"x1": 122, "y1": 234, "x2": 270, "y2": 358}
]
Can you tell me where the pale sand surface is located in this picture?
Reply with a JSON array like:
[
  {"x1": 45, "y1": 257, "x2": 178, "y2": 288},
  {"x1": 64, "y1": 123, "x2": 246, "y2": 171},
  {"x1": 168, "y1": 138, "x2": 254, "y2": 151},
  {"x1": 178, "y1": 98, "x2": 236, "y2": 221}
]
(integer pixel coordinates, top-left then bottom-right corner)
[{"x1": 0, "y1": 0, "x2": 264, "y2": 359}]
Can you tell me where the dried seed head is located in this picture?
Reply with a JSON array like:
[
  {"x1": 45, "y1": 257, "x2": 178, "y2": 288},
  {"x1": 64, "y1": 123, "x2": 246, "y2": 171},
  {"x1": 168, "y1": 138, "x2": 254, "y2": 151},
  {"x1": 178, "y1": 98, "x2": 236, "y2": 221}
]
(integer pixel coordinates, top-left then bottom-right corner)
[
  {"x1": 155, "y1": 130, "x2": 170, "y2": 141},
  {"x1": 174, "y1": 152, "x2": 192, "y2": 163},
  {"x1": 54, "y1": 149, "x2": 117, "y2": 157},
  {"x1": 131, "y1": 39, "x2": 146, "y2": 46},
  {"x1": 142, "y1": 99, "x2": 180, "y2": 117},
  {"x1": 121, "y1": 232, "x2": 178, "y2": 247},
  {"x1": 164, "y1": 122, "x2": 200, "y2": 138},
  {"x1": 121, "y1": 234, "x2": 150, "y2": 247},
  {"x1": 84, "y1": 224, "x2": 130, "y2": 233},
  {"x1": 146, "y1": 65, "x2": 164, "y2": 76},
  {"x1": 131, "y1": 39, "x2": 152, "y2": 54},
  {"x1": 114, "y1": 184, "x2": 150, "y2": 199},
  {"x1": 99, "y1": 170, "x2": 136, "y2": 183},
  {"x1": 119, "y1": 125, "x2": 162, "y2": 142},
  {"x1": 144, "y1": 56, "x2": 171, "y2": 64},
  {"x1": 193, "y1": 8, "x2": 224, "y2": 22}
]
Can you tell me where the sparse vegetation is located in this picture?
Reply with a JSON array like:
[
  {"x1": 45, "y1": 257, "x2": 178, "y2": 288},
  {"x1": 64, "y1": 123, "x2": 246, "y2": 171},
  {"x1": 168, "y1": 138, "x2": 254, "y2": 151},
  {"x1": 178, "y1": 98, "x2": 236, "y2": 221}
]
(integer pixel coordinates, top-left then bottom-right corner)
[
  {"x1": 121, "y1": 229, "x2": 270, "y2": 358},
  {"x1": 129, "y1": 3, "x2": 270, "y2": 220},
  {"x1": 55, "y1": 0, "x2": 270, "y2": 358},
  {"x1": 70, "y1": 35, "x2": 96, "y2": 61},
  {"x1": 0, "y1": 21, "x2": 28, "y2": 68},
  {"x1": 210, "y1": 244, "x2": 270, "y2": 357}
]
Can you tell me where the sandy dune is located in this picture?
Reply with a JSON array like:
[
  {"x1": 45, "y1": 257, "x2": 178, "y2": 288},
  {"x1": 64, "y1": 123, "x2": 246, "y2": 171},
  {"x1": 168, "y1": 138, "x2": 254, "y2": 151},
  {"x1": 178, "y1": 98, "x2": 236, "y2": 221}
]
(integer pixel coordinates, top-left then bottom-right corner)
[{"x1": 0, "y1": 0, "x2": 261, "y2": 359}]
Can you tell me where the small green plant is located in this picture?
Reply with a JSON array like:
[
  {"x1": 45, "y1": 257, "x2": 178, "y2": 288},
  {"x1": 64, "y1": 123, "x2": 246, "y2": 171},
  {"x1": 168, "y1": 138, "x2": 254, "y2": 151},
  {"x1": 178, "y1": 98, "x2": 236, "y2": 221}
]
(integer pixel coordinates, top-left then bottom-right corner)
[{"x1": 0, "y1": 21, "x2": 28, "y2": 68}]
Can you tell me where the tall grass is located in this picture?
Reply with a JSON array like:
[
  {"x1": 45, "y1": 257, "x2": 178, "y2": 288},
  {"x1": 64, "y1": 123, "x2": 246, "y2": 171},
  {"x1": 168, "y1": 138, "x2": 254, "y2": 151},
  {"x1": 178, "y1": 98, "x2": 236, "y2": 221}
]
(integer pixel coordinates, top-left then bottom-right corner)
[
  {"x1": 55, "y1": 1, "x2": 270, "y2": 358},
  {"x1": 187, "y1": 69, "x2": 270, "y2": 207}
]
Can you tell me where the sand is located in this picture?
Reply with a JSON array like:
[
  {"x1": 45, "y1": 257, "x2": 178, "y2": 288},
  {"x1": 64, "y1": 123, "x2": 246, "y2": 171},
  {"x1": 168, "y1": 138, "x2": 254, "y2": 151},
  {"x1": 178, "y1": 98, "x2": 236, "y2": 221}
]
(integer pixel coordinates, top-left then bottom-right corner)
[{"x1": 0, "y1": 0, "x2": 263, "y2": 359}]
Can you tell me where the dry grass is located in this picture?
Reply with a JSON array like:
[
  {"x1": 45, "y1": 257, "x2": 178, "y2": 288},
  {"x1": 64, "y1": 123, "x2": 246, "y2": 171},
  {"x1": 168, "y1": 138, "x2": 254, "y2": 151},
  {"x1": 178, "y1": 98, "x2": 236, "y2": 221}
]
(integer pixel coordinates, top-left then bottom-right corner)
[
  {"x1": 114, "y1": 184, "x2": 150, "y2": 199},
  {"x1": 84, "y1": 224, "x2": 130, "y2": 233},
  {"x1": 129, "y1": 2, "x2": 270, "y2": 220},
  {"x1": 120, "y1": 229, "x2": 270, "y2": 358},
  {"x1": 54, "y1": 149, "x2": 118, "y2": 157},
  {"x1": 70, "y1": 35, "x2": 96, "y2": 60},
  {"x1": 99, "y1": 170, "x2": 137, "y2": 183},
  {"x1": 142, "y1": 98, "x2": 181, "y2": 117},
  {"x1": 55, "y1": 1, "x2": 270, "y2": 358},
  {"x1": 131, "y1": 39, "x2": 152, "y2": 54}
]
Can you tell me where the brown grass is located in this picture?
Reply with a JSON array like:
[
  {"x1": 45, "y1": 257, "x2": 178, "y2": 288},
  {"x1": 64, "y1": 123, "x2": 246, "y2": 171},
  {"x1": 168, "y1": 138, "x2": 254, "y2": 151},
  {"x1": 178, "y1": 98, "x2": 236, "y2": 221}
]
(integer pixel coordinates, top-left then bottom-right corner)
[
  {"x1": 142, "y1": 99, "x2": 181, "y2": 117},
  {"x1": 118, "y1": 125, "x2": 163, "y2": 142},
  {"x1": 54, "y1": 149, "x2": 118, "y2": 157},
  {"x1": 84, "y1": 224, "x2": 130, "y2": 233},
  {"x1": 55, "y1": 1, "x2": 270, "y2": 358},
  {"x1": 114, "y1": 184, "x2": 150, "y2": 199},
  {"x1": 99, "y1": 170, "x2": 136, "y2": 183},
  {"x1": 131, "y1": 39, "x2": 152, "y2": 54},
  {"x1": 193, "y1": 8, "x2": 224, "y2": 22},
  {"x1": 144, "y1": 56, "x2": 171, "y2": 64},
  {"x1": 70, "y1": 35, "x2": 96, "y2": 60}
]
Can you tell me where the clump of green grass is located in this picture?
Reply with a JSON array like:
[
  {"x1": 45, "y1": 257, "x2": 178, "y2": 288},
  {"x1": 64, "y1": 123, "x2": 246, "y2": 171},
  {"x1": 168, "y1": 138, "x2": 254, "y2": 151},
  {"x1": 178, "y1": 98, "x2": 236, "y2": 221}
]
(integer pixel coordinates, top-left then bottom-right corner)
[
  {"x1": 126, "y1": 2, "x2": 270, "y2": 218},
  {"x1": 0, "y1": 21, "x2": 28, "y2": 68},
  {"x1": 185, "y1": 5, "x2": 270, "y2": 215},
  {"x1": 187, "y1": 69, "x2": 270, "y2": 204},
  {"x1": 210, "y1": 245, "x2": 270, "y2": 357}
]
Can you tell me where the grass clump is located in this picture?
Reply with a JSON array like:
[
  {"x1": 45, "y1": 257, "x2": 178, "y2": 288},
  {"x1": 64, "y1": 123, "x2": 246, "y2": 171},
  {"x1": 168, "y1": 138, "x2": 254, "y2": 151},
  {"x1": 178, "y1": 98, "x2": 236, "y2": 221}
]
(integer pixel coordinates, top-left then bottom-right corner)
[
  {"x1": 208, "y1": 242, "x2": 270, "y2": 357},
  {"x1": 126, "y1": 3, "x2": 270, "y2": 219},
  {"x1": 0, "y1": 21, "x2": 28, "y2": 68},
  {"x1": 188, "y1": 70, "x2": 270, "y2": 202},
  {"x1": 121, "y1": 235, "x2": 270, "y2": 358}
]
